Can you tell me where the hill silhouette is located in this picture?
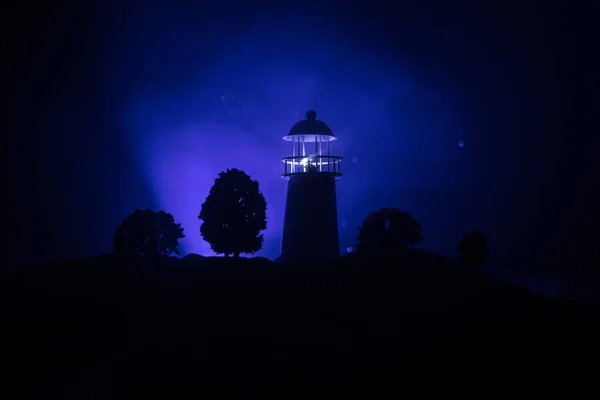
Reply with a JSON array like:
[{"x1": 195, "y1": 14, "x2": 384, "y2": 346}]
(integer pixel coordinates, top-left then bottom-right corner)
[{"x1": 2, "y1": 251, "x2": 598, "y2": 397}]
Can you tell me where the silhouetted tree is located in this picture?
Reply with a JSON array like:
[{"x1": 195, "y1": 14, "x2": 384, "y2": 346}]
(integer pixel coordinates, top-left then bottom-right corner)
[
  {"x1": 199, "y1": 168, "x2": 267, "y2": 257},
  {"x1": 112, "y1": 208, "x2": 185, "y2": 257},
  {"x1": 457, "y1": 230, "x2": 489, "y2": 268},
  {"x1": 356, "y1": 207, "x2": 423, "y2": 254}
]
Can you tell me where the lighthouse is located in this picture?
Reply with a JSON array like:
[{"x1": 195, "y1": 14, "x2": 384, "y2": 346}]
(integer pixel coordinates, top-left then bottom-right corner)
[{"x1": 280, "y1": 110, "x2": 342, "y2": 262}]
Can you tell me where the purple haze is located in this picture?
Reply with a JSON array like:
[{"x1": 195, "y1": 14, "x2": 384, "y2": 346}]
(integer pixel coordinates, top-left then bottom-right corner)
[{"x1": 114, "y1": 10, "x2": 468, "y2": 259}]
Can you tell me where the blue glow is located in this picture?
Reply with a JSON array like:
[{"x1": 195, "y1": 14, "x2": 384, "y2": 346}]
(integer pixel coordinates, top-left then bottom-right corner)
[
  {"x1": 114, "y1": 12, "x2": 468, "y2": 259},
  {"x1": 12, "y1": 2, "x2": 571, "y2": 273},
  {"x1": 81, "y1": 2, "x2": 564, "y2": 270}
]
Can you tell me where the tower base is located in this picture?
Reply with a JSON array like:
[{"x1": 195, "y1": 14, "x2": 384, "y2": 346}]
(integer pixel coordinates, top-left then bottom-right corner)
[{"x1": 280, "y1": 174, "x2": 340, "y2": 262}]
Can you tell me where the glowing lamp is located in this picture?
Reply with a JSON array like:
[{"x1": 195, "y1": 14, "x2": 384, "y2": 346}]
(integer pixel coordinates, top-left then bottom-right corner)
[{"x1": 280, "y1": 110, "x2": 342, "y2": 262}]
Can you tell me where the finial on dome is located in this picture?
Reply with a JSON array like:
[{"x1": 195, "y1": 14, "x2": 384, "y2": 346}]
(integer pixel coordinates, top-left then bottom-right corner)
[{"x1": 306, "y1": 110, "x2": 317, "y2": 120}]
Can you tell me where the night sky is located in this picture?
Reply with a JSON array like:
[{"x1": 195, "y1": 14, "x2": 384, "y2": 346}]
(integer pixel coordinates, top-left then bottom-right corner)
[{"x1": 6, "y1": 1, "x2": 597, "y2": 279}]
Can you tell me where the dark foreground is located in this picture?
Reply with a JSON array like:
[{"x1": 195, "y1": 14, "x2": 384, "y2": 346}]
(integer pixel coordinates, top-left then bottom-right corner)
[{"x1": 2, "y1": 251, "x2": 598, "y2": 397}]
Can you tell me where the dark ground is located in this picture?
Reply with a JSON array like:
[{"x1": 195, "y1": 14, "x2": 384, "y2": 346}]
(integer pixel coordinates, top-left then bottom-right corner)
[{"x1": 2, "y1": 250, "x2": 598, "y2": 398}]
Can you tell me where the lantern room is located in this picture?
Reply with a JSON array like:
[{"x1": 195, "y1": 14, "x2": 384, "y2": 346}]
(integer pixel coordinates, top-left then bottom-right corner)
[{"x1": 281, "y1": 110, "x2": 342, "y2": 177}]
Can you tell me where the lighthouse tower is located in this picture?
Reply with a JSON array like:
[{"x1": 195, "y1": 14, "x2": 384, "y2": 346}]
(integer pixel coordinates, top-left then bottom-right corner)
[{"x1": 280, "y1": 110, "x2": 342, "y2": 262}]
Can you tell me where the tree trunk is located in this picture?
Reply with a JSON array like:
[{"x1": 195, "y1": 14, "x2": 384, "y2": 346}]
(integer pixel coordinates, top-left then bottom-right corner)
[
  {"x1": 234, "y1": 252, "x2": 240, "y2": 258},
  {"x1": 224, "y1": 253, "x2": 230, "y2": 258}
]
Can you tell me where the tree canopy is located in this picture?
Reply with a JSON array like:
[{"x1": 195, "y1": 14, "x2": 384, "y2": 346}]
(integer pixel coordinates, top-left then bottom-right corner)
[
  {"x1": 199, "y1": 168, "x2": 267, "y2": 257},
  {"x1": 356, "y1": 207, "x2": 423, "y2": 254},
  {"x1": 112, "y1": 208, "x2": 185, "y2": 257},
  {"x1": 457, "y1": 230, "x2": 489, "y2": 268}
]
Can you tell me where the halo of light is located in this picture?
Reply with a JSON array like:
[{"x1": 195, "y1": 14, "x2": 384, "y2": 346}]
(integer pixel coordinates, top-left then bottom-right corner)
[
  {"x1": 346, "y1": 246, "x2": 354, "y2": 253},
  {"x1": 458, "y1": 140, "x2": 465, "y2": 148}
]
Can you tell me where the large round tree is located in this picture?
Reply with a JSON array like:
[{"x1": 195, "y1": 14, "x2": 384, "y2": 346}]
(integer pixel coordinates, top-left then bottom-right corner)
[
  {"x1": 112, "y1": 208, "x2": 185, "y2": 257},
  {"x1": 356, "y1": 207, "x2": 423, "y2": 255},
  {"x1": 199, "y1": 168, "x2": 267, "y2": 257}
]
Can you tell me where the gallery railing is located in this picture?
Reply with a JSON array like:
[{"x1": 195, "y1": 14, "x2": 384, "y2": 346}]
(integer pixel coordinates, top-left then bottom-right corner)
[{"x1": 281, "y1": 156, "x2": 343, "y2": 177}]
